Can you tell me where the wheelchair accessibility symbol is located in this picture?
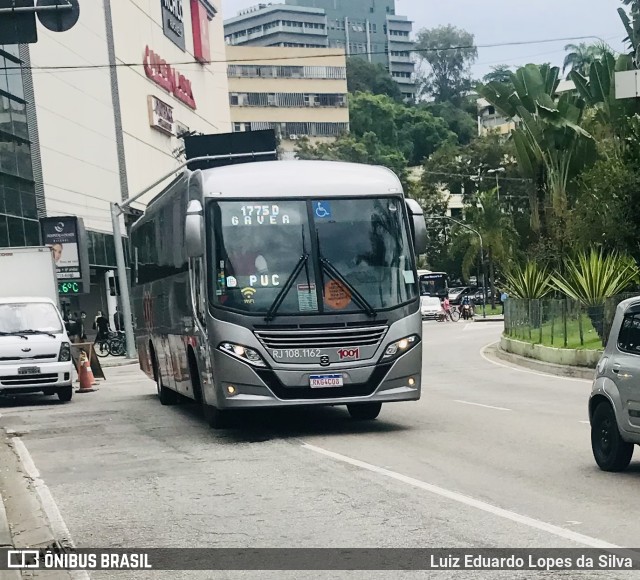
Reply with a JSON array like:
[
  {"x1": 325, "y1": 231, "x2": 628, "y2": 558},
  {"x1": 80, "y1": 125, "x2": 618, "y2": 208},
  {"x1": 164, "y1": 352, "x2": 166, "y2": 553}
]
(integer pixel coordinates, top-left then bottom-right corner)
[{"x1": 313, "y1": 201, "x2": 332, "y2": 219}]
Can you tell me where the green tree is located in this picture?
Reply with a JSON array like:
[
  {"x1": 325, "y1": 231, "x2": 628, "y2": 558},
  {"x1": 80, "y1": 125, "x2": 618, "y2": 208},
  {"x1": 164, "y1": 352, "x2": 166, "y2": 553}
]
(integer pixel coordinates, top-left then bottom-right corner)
[
  {"x1": 415, "y1": 25, "x2": 478, "y2": 104},
  {"x1": 452, "y1": 188, "x2": 516, "y2": 307},
  {"x1": 477, "y1": 63, "x2": 596, "y2": 242},
  {"x1": 563, "y1": 42, "x2": 605, "y2": 75},
  {"x1": 421, "y1": 101, "x2": 477, "y2": 145},
  {"x1": 483, "y1": 65, "x2": 512, "y2": 84},
  {"x1": 349, "y1": 92, "x2": 454, "y2": 165},
  {"x1": 569, "y1": 153, "x2": 640, "y2": 260},
  {"x1": 346, "y1": 58, "x2": 402, "y2": 100}
]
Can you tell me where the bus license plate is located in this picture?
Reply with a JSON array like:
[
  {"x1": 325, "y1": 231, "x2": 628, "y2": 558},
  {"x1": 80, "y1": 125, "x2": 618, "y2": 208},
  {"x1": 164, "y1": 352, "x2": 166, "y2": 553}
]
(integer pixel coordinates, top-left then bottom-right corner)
[
  {"x1": 19, "y1": 366, "x2": 40, "y2": 375},
  {"x1": 310, "y1": 374, "x2": 343, "y2": 388}
]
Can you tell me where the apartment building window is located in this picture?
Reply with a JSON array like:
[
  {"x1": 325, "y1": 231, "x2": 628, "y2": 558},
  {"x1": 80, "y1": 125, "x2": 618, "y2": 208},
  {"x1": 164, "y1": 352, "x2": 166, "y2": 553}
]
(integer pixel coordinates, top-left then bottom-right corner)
[
  {"x1": 244, "y1": 122, "x2": 350, "y2": 137},
  {"x1": 369, "y1": 23, "x2": 377, "y2": 33},
  {"x1": 392, "y1": 71, "x2": 412, "y2": 79},
  {"x1": 231, "y1": 92, "x2": 347, "y2": 108},
  {"x1": 227, "y1": 65, "x2": 346, "y2": 80},
  {"x1": 304, "y1": 22, "x2": 325, "y2": 29}
]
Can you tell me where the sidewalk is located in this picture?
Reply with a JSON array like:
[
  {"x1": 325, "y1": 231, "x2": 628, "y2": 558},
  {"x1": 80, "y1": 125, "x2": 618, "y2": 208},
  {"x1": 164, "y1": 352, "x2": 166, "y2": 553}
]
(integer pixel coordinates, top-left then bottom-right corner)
[
  {"x1": 0, "y1": 433, "x2": 73, "y2": 579},
  {"x1": 99, "y1": 355, "x2": 138, "y2": 368}
]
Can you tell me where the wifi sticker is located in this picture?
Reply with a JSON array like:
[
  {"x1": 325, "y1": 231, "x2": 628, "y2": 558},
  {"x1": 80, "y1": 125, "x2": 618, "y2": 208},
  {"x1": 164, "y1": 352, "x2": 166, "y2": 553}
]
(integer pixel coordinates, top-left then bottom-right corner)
[{"x1": 241, "y1": 287, "x2": 257, "y2": 304}]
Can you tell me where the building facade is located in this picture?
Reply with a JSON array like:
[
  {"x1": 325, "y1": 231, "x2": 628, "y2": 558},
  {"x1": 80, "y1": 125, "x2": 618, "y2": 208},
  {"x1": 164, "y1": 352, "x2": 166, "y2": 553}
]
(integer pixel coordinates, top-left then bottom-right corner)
[
  {"x1": 224, "y1": 1, "x2": 416, "y2": 101},
  {"x1": 5, "y1": 0, "x2": 231, "y2": 323},
  {"x1": 0, "y1": 44, "x2": 41, "y2": 250},
  {"x1": 224, "y1": 4, "x2": 328, "y2": 48},
  {"x1": 227, "y1": 46, "x2": 348, "y2": 159}
]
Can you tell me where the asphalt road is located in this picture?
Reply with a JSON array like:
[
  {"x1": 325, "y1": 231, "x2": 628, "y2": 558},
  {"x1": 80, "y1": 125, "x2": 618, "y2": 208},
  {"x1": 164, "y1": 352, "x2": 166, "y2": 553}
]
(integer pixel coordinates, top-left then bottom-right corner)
[{"x1": 1, "y1": 321, "x2": 640, "y2": 579}]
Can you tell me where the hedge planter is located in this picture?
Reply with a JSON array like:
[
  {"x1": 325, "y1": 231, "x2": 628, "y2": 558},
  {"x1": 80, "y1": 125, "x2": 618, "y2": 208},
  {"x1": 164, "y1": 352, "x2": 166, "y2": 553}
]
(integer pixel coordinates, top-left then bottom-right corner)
[{"x1": 500, "y1": 335, "x2": 602, "y2": 368}]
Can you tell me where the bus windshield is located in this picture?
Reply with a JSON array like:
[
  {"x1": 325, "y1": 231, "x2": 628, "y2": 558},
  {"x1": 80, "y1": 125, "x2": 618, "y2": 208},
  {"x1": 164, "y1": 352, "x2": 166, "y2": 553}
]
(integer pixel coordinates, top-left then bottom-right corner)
[
  {"x1": 419, "y1": 273, "x2": 448, "y2": 298},
  {"x1": 207, "y1": 198, "x2": 417, "y2": 316}
]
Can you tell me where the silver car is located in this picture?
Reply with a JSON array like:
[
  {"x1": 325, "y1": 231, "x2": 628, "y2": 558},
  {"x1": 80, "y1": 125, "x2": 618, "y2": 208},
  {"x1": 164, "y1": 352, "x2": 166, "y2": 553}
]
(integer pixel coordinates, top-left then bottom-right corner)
[{"x1": 590, "y1": 297, "x2": 640, "y2": 471}]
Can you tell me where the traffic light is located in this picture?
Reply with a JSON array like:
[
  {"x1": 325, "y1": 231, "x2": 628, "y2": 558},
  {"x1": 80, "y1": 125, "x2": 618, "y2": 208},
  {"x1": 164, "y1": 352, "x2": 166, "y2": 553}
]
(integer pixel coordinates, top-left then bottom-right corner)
[{"x1": 108, "y1": 276, "x2": 120, "y2": 296}]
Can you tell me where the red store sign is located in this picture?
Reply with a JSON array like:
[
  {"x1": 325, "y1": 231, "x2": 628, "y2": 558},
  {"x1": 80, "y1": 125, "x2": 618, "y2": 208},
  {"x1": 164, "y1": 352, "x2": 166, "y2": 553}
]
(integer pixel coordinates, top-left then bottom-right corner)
[{"x1": 143, "y1": 45, "x2": 196, "y2": 110}]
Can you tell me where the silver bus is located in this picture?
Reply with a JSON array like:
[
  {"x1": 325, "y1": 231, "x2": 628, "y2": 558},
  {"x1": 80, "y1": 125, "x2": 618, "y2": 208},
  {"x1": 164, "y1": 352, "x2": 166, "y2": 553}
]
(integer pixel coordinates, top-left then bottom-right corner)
[{"x1": 130, "y1": 160, "x2": 427, "y2": 428}]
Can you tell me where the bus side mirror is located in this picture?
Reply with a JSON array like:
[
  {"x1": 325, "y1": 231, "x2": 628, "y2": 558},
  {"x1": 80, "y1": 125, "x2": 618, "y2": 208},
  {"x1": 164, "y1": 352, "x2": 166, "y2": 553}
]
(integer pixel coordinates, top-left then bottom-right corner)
[
  {"x1": 185, "y1": 200, "x2": 204, "y2": 258},
  {"x1": 405, "y1": 199, "x2": 427, "y2": 255}
]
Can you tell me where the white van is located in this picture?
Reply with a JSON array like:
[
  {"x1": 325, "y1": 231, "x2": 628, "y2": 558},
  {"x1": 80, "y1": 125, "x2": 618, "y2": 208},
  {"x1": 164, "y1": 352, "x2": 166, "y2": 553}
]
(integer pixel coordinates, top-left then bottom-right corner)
[{"x1": 0, "y1": 247, "x2": 74, "y2": 402}]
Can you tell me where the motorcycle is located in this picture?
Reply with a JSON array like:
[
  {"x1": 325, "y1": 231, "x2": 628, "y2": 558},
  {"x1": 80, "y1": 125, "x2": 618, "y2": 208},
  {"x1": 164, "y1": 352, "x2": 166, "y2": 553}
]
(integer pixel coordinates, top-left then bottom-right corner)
[{"x1": 461, "y1": 303, "x2": 473, "y2": 320}]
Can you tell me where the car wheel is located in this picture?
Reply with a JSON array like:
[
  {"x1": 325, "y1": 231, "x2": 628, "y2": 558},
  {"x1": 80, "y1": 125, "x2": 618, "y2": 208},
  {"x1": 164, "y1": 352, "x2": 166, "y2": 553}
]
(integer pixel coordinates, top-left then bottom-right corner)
[
  {"x1": 57, "y1": 386, "x2": 73, "y2": 402},
  {"x1": 347, "y1": 402, "x2": 382, "y2": 421},
  {"x1": 591, "y1": 402, "x2": 634, "y2": 472}
]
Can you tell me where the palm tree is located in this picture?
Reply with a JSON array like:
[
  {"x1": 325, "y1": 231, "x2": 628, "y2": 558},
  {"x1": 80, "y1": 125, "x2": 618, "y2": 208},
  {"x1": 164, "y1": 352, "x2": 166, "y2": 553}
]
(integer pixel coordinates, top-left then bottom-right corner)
[
  {"x1": 483, "y1": 65, "x2": 512, "y2": 85},
  {"x1": 453, "y1": 188, "x2": 516, "y2": 308},
  {"x1": 563, "y1": 43, "x2": 596, "y2": 75}
]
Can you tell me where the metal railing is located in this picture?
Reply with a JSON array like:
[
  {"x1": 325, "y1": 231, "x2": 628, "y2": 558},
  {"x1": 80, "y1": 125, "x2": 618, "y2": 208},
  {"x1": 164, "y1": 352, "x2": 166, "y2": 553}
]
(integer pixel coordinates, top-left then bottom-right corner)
[{"x1": 503, "y1": 294, "x2": 639, "y2": 349}]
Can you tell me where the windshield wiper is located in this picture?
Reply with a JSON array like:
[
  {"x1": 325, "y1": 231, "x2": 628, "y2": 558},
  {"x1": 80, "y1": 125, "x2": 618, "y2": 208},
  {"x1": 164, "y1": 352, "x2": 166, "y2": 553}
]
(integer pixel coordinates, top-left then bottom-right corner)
[
  {"x1": 265, "y1": 253, "x2": 309, "y2": 322},
  {"x1": 0, "y1": 331, "x2": 28, "y2": 339},
  {"x1": 316, "y1": 230, "x2": 377, "y2": 318},
  {"x1": 265, "y1": 227, "x2": 313, "y2": 322},
  {"x1": 17, "y1": 329, "x2": 57, "y2": 339}
]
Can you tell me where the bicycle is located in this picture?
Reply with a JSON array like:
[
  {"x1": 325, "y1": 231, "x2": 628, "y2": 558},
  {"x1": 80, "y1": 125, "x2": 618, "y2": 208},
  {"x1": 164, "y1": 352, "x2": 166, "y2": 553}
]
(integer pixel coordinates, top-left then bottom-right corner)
[
  {"x1": 436, "y1": 309, "x2": 460, "y2": 322},
  {"x1": 94, "y1": 331, "x2": 126, "y2": 357}
]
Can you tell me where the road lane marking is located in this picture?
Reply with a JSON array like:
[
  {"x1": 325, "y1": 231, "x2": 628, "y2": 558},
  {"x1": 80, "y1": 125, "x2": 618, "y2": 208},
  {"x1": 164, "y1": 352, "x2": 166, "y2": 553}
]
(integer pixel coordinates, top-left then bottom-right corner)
[
  {"x1": 453, "y1": 400, "x2": 511, "y2": 411},
  {"x1": 579, "y1": 421, "x2": 590, "y2": 424},
  {"x1": 480, "y1": 341, "x2": 591, "y2": 384},
  {"x1": 302, "y1": 443, "x2": 621, "y2": 549},
  {"x1": 12, "y1": 437, "x2": 89, "y2": 580}
]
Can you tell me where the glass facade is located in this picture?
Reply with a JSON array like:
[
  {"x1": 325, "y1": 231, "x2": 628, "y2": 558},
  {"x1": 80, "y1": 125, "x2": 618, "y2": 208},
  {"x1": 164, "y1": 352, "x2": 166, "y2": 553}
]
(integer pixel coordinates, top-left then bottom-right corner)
[{"x1": 0, "y1": 45, "x2": 39, "y2": 248}]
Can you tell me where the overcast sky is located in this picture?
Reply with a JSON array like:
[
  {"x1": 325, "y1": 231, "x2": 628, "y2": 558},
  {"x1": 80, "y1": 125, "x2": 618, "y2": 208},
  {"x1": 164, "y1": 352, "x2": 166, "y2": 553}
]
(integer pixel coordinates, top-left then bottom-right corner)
[{"x1": 221, "y1": 0, "x2": 627, "y2": 78}]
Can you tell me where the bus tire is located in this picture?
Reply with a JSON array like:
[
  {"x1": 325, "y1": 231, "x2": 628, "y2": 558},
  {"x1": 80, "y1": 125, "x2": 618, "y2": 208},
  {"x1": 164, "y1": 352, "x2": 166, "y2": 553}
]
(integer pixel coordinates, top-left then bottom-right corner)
[
  {"x1": 153, "y1": 351, "x2": 177, "y2": 406},
  {"x1": 347, "y1": 402, "x2": 382, "y2": 421},
  {"x1": 203, "y1": 404, "x2": 231, "y2": 429}
]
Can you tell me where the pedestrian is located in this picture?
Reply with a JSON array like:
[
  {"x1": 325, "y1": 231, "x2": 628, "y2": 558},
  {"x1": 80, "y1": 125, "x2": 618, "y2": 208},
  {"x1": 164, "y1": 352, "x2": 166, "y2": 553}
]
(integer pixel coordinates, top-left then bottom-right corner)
[
  {"x1": 114, "y1": 306, "x2": 124, "y2": 332},
  {"x1": 79, "y1": 311, "x2": 87, "y2": 341},
  {"x1": 67, "y1": 312, "x2": 80, "y2": 343},
  {"x1": 501, "y1": 290, "x2": 509, "y2": 315},
  {"x1": 93, "y1": 310, "x2": 110, "y2": 343}
]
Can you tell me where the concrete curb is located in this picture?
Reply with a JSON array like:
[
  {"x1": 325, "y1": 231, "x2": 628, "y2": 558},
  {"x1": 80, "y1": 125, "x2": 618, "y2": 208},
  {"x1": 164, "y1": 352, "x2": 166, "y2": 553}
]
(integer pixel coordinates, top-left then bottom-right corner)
[
  {"x1": 0, "y1": 490, "x2": 12, "y2": 547},
  {"x1": 100, "y1": 358, "x2": 138, "y2": 368},
  {"x1": 474, "y1": 316, "x2": 504, "y2": 322},
  {"x1": 493, "y1": 346, "x2": 596, "y2": 380}
]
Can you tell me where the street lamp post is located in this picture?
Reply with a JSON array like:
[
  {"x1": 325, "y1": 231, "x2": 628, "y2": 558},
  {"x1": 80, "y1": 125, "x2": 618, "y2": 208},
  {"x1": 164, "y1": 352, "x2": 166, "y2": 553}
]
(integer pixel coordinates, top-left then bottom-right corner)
[{"x1": 426, "y1": 215, "x2": 486, "y2": 319}]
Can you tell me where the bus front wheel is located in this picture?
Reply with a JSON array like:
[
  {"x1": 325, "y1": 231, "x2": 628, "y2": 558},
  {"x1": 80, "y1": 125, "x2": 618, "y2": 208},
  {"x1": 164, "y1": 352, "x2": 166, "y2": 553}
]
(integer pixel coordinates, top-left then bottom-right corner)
[{"x1": 347, "y1": 402, "x2": 382, "y2": 421}]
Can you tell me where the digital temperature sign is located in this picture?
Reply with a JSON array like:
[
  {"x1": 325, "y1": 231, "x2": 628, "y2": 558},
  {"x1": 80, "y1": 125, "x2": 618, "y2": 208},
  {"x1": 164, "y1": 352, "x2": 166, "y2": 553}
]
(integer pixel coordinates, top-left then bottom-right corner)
[{"x1": 59, "y1": 282, "x2": 81, "y2": 294}]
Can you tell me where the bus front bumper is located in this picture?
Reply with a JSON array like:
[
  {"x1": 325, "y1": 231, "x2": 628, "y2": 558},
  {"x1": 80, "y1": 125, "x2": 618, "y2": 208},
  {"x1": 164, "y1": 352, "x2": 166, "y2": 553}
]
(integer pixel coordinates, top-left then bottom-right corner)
[{"x1": 210, "y1": 346, "x2": 421, "y2": 409}]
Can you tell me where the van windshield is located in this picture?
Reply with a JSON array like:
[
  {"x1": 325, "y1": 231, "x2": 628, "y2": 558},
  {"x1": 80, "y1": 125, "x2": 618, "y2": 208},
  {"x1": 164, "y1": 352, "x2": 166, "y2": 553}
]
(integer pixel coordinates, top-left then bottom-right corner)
[{"x1": 0, "y1": 303, "x2": 63, "y2": 334}]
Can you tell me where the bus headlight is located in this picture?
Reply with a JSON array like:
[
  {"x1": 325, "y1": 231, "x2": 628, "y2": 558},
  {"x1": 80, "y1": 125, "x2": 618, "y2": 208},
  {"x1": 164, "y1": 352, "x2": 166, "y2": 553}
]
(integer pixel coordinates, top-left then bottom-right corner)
[
  {"x1": 381, "y1": 335, "x2": 419, "y2": 361},
  {"x1": 218, "y1": 342, "x2": 268, "y2": 368}
]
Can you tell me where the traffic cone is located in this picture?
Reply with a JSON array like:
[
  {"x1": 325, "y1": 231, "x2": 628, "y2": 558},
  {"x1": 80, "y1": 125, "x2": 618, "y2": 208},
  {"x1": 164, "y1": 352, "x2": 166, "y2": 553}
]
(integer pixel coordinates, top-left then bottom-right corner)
[{"x1": 77, "y1": 351, "x2": 97, "y2": 393}]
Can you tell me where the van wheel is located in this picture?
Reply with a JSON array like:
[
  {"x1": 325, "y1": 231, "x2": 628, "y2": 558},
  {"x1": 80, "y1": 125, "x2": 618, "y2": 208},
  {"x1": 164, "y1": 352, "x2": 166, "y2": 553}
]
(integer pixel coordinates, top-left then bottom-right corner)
[
  {"x1": 57, "y1": 386, "x2": 73, "y2": 402},
  {"x1": 591, "y1": 402, "x2": 634, "y2": 472},
  {"x1": 347, "y1": 402, "x2": 382, "y2": 421},
  {"x1": 203, "y1": 404, "x2": 231, "y2": 429},
  {"x1": 153, "y1": 353, "x2": 177, "y2": 406}
]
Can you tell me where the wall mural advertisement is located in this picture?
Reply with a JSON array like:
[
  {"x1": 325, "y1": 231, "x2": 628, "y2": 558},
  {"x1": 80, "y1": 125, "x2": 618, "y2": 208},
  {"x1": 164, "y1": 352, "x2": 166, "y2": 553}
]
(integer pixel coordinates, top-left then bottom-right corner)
[{"x1": 40, "y1": 217, "x2": 81, "y2": 280}]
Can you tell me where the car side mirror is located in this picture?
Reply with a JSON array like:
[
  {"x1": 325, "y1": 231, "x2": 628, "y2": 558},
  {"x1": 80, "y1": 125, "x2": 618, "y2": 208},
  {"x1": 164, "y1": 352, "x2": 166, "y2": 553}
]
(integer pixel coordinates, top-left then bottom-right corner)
[
  {"x1": 405, "y1": 198, "x2": 427, "y2": 255},
  {"x1": 185, "y1": 200, "x2": 204, "y2": 258}
]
